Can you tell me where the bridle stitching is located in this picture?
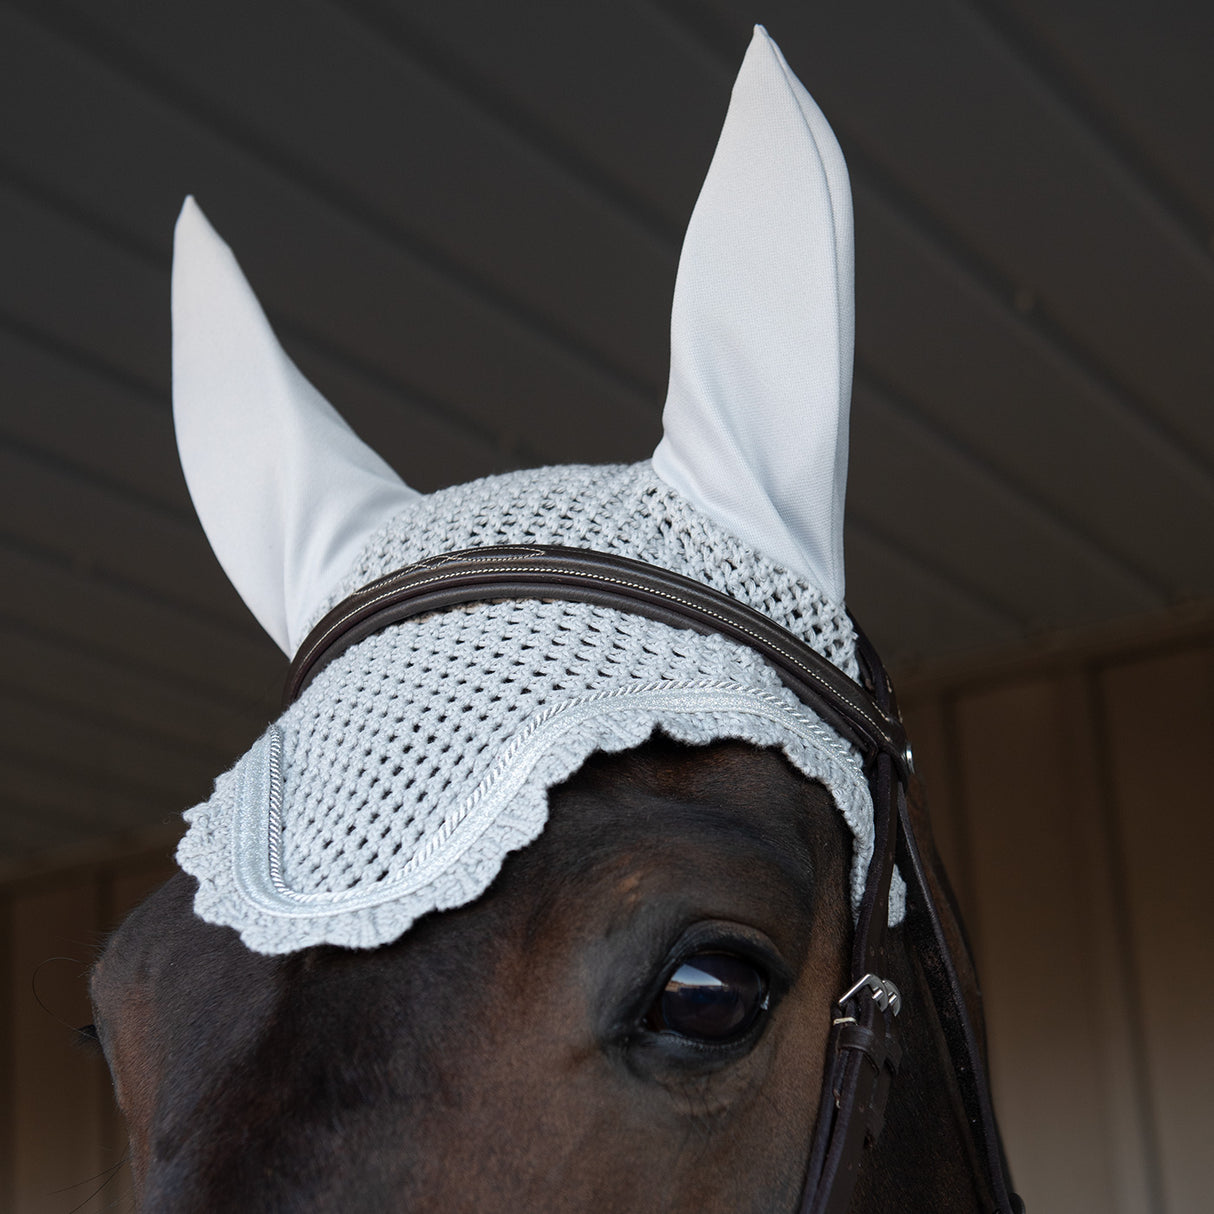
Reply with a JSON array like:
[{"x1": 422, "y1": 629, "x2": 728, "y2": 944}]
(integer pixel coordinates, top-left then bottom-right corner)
[{"x1": 293, "y1": 562, "x2": 895, "y2": 749}]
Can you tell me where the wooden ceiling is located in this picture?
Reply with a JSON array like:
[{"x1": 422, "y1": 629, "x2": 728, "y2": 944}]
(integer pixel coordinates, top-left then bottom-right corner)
[{"x1": 3, "y1": 0, "x2": 1213, "y2": 868}]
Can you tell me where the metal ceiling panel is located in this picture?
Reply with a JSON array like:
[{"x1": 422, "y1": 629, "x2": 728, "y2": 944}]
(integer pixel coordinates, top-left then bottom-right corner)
[
  {"x1": 2, "y1": 0, "x2": 1212, "y2": 865},
  {"x1": 999, "y1": 0, "x2": 1214, "y2": 232},
  {"x1": 854, "y1": 186, "x2": 1214, "y2": 599}
]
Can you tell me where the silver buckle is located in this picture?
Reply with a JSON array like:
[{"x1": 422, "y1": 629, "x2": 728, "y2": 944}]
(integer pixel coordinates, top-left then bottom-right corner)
[{"x1": 837, "y1": 973, "x2": 902, "y2": 1017}]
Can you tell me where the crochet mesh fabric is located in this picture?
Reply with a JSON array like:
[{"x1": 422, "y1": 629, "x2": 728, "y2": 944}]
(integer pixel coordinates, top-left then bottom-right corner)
[{"x1": 178, "y1": 462, "x2": 901, "y2": 955}]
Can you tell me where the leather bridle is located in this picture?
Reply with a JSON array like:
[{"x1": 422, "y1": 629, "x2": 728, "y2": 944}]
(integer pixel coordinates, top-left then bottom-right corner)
[{"x1": 285, "y1": 544, "x2": 1024, "y2": 1213}]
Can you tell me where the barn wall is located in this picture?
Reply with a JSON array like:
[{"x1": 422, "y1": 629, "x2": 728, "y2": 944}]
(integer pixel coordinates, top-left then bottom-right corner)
[
  {"x1": 900, "y1": 620, "x2": 1214, "y2": 1214},
  {"x1": 2, "y1": 622, "x2": 1211, "y2": 1213},
  {"x1": 0, "y1": 849, "x2": 175, "y2": 1214}
]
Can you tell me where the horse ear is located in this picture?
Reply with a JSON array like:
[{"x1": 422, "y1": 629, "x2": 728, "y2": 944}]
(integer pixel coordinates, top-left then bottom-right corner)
[
  {"x1": 652, "y1": 26, "x2": 854, "y2": 603},
  {"x1": 172, "y1": 197, "x2": 420, "y2": 655}
]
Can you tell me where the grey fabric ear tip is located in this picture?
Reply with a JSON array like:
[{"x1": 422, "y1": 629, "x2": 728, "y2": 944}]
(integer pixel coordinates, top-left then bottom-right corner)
[
  {"x1": 653, "y1": 26, "x2": 854, "y2": 602},
  {"x1": 176, "y1": 463, "x2": 904, "y2": 956},
  {"x1": 171, "y1": 196, "x2": 419, "y2": 655},
  {"x1": 173, "y1": 32, "x2": 878, "y2": 956}
]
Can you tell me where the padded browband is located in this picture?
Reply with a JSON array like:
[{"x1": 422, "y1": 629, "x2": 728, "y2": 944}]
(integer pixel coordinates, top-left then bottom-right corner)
[{"x1": 284, "y1": 544, "x2": 909, "y2": 779}]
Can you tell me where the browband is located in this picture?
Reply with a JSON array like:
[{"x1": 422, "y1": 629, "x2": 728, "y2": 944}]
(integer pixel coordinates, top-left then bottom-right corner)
[
  {"x1": 285, "y1": 545, "x2": 909, "y2": 778},
  {"x1": 284, "y1": 543, "x2": 1020, "y2": 1214}
]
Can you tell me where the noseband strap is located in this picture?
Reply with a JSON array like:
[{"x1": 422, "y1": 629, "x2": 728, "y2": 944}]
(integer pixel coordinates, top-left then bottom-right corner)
[{"x1": 285, "y1": 544, "x2": 1021, "y2": 1213}]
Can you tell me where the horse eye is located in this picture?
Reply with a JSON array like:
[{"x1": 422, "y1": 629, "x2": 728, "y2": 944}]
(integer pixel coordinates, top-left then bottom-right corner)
[{"x1": 646, "y1": 953, "x2": 769, "y2": 1042}]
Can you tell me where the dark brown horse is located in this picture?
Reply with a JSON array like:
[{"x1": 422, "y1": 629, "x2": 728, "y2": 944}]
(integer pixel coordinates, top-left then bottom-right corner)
[
  {"x1": 91, "y1": 737, "x2": 1002, "y2": 1212},
  {"x1": 86, "y1": 27, "x2": 1021, "y2": 1213}
]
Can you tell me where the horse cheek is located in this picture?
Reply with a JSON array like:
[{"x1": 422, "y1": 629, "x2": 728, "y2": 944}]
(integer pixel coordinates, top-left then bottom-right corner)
[{"x1": 97, "y1": 984, "x2": 161, "y2": 1192}]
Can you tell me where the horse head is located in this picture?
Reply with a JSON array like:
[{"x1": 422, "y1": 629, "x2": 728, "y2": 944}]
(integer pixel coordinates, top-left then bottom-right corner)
[{"x1": 90, "y1": 28, "x2": 1019, "y2": 1213}]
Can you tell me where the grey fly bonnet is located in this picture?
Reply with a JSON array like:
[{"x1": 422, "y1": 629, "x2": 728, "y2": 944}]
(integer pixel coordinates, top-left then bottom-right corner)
[{"x1": 172, "y1": 28, "x2": 904, "y2": 955}]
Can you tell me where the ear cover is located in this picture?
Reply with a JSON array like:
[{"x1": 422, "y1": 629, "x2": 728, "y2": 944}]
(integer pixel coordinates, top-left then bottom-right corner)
[
  {"x1": 652, "y1": 26, "x2": 854, "y2": 603},
  {"x1": 172, "y1": 198, "x2": 420, "y2": 655}
]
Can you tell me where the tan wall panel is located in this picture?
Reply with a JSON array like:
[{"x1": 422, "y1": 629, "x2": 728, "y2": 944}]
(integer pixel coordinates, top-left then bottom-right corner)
[
  {"x1": 1053, "y1": 673, "x2": 1161, "y2": 1214},
  {"x1": 899, "y1": 692, "x2": 975, "y2": 923},
  {"x1": 953, "y1": 678, "x2": 1138, "y2": 1213},
  {"x1": 1101, "y1": 648, "x2": 1214, "y2": 1213},
  {"x1": 0, "y1": 895, "x2": 13, "y2": 1211},
  {"x1": 0, "y1": 852, "x2": 177, "y2": 1214},
  {"x1": 8, "y1": 878, "x2": 112, "y2": 1214}
]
